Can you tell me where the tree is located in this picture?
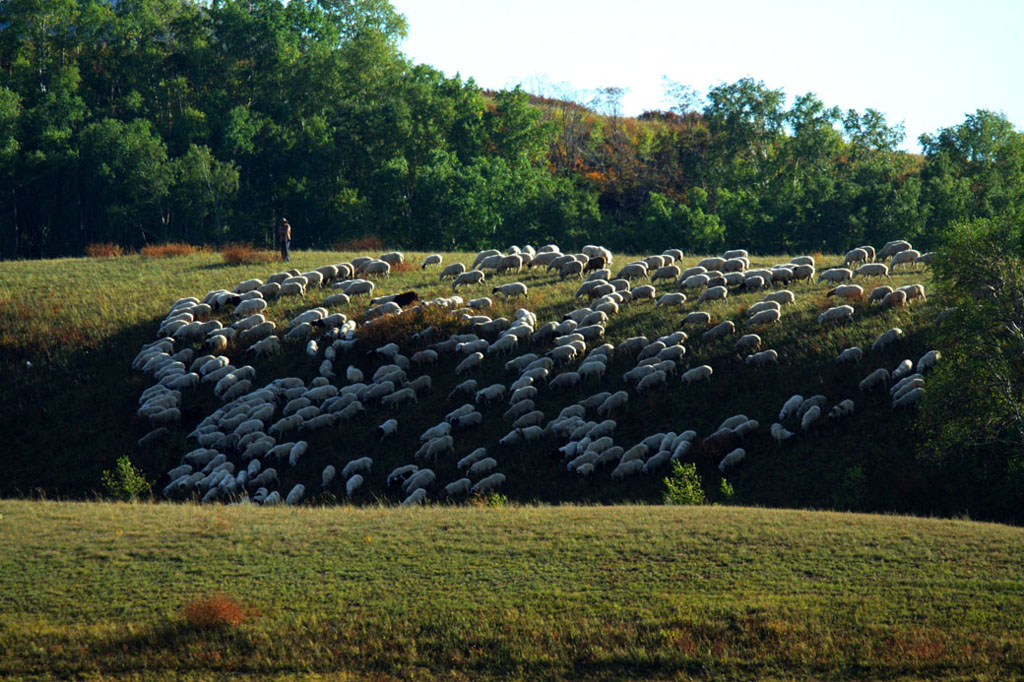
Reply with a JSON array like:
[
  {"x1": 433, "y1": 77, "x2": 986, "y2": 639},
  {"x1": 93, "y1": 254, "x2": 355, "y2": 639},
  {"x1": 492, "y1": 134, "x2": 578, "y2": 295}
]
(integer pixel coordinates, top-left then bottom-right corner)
[{"x1": 917, "y1": 215, "x2": 1024, "y2": 517}]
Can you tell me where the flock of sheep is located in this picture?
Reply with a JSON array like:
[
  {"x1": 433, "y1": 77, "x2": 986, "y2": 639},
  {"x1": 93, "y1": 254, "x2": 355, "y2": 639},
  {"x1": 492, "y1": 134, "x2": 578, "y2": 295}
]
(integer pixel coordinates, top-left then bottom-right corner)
[{"x1": 132, "y1": 239, "x2": 939, "y2": 506}]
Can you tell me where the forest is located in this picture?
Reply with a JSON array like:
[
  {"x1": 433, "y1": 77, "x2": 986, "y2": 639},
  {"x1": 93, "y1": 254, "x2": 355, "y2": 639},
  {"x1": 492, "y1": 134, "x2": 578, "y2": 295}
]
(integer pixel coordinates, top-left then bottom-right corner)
[{"x1": 1, "y1": 0, "x2": 1023, "y2": 259}]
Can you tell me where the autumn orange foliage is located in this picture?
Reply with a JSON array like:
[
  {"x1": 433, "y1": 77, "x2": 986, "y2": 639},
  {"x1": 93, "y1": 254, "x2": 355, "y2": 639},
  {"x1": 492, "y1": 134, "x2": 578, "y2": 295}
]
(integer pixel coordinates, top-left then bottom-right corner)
[
  {"x1": 184, "y1": 594, "x2": 247, "y2": 629},
  {"x1": 220, "y1": 243, "x2": 277, "y2": 265},
  {"x1": 141, "y1": 242, "x2": 203, "y2": 258},
  {"x1": 85, "y1": 243, "x2": 126, "y2": 258}
]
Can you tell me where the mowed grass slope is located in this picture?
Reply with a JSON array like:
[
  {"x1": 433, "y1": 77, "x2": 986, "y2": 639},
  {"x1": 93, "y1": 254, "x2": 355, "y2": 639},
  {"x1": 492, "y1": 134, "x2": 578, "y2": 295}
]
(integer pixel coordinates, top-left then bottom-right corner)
[
  {"x1": 0, "y1": 500, "x2": 1022, "y2": 680},
  {"x1": 1, "y1": 249, "x2": 943, "y2": 513}
]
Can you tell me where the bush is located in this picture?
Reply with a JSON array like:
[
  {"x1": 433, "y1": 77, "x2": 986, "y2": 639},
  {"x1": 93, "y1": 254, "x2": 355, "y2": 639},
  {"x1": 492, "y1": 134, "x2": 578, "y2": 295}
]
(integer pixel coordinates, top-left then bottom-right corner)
[
  {"x1": 140, "y1": 242, "x2": 203, "y2": 258},
  {"x1": 662, "y1": 462, "x2": 706, "y2": 505},
  {"x1": 334, "y1": 235, "x2": 384, "y2": 252},
  {"x1": 220, "y1": 243, "x2": 278, "y2": 265},
  {"x1": 85, "y1": 243, "x2": 125, "y2": 258},
  {"x1": 101, "y1": 455, "x2": 150, "y2": 502},
  {"x1": 184, "y1": 594, "x2": 247, "y2": 629},
  {"x1": 719, "y1": 477, "x2": 736, "y2": 502}
]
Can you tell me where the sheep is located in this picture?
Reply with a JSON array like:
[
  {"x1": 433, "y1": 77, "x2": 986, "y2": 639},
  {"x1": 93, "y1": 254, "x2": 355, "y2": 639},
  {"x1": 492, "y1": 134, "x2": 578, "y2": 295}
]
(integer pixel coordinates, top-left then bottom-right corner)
[
  {"x1": 471, "y1": 473, "x2": 506, "y2": 495},
  {"x1": 492, "y1": 282, "x2": 528, "y2": 299},
  {"x1": 827, "y1": 284, "x2": 864, "y2": 300},
  {"x1": 897, "y1": 283, "x2": 926, "y2": 303},
  {"x1": 681, "y1": 311, "x2": 712, "y2": 327},
  {"x1": 890, "y1": 249, "x2": 921, "y2": 271},
  {"x1": 718, "y1": 448, "x2": 746, "y2": 472},
  {"x1": 871, "y1": 327, "x2": 903, "y2": 352},
  {"x1": 735, "y1": 333, "x2": 762, "y2": 354},
  {"x1": 800, "y1": 405, "x2": 821, "y2": 431},
  {"x1": 818, "y1": 305, "x2": 854, "y2": 324},
  {"x1": 549, "y1": 371, "x2": 582, "y2": 391},
  {"x1": 843, "y1": 248, "x2": 870, "y2": 268},
  {"x1": 746, "y1": 349, "x2": 778, "y2": 367},
  {"x1": 609, "y1": 459, "x2": 643, "y2": 479},
  {"x1": 285, "y1": 484, "x2": 305, "y2": 506},
  {"x1": 448, "y1": 379, "x2": 478, "y2": 401},
  {"x1": 615, "y1": 263, "x2": 648, "y2": 280},
  {"x1": 779, "y1": 394, "x2": 804, "y2": 421},
  {"x1": 682, "y1": 365, "x2": 713, "y2": 385},
  {"x1": 747, "y1": 301, "x2": 781, "y2": 318},
  {"x1": 818, "y1": 268, "x2": 853, "y2": 284},
  {"x1": 455, "y1": 352, "x2": 484, "y2": 376},
  {"x1": 702, "y1": 321, "x2": 735, "y2": 343},
  {"x1": 474, "y1": 383, "x2": 507, "y2": 405},
  {"x1": 859, "y1": 367, "x2": 891, "y2": 392},
  {"x1": 452, "y1": 270, "x2": 486, "y2": 291},
  {"x1": 892, "y1": 386, "x2": 924, "y2": 408},
  {"x1": 917, "y1": 350, "x2": 941, "y2": 373},
  {"x1": 418, "y1": 253, "x2": 443, "y2": 270},
  {"x1": 828, "y1": 399, "x2": 855, "y2": 420},
  {"x1": 342, "y1": 456, "x2": 373, "y2": 479},
  {"x1": 631, "y1": 284, "x2": 656, "y2": 303},
  {"x1": 877, "y1": 240, "x2": 912, "y2": 260},
  {"x1": 891, "y1": 359, "x2": 914, "y2": 381},
  {"x1": 747, "y1": 308, "x2": 781, "y2": 326},
  {"x1": 853, "y1": 263, "x2": 889, "y2": 279},
  {"x1": 770, "y1": 423, "x2": 794, "y2": 444},
  {"x1": 835, "y1": 347, "x2": 863, "y2": 364}
]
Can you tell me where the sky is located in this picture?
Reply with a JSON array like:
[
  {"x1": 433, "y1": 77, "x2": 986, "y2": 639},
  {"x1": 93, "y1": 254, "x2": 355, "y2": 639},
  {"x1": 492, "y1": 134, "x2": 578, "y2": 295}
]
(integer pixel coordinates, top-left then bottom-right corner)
[{"x1": 389, "y1": 0, "x2": 1024, "y2": 152}]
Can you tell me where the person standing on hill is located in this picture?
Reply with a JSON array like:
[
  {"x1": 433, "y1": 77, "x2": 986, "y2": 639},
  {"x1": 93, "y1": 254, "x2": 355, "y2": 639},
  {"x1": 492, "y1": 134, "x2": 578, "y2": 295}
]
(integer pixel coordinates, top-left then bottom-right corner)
[{"x1": 278, "y1": 218, "x2": 291, "y2": 262}]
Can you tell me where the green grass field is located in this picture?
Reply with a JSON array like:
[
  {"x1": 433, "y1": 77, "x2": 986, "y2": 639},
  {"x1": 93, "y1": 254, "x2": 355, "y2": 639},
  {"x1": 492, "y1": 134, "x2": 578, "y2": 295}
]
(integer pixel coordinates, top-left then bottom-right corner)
[
  {"x1": 0, "y1": 248, "x2": 950, "y2": 515},
  {"x1": 0, "y1": 500, "x2": 1021, "y2": 680}
]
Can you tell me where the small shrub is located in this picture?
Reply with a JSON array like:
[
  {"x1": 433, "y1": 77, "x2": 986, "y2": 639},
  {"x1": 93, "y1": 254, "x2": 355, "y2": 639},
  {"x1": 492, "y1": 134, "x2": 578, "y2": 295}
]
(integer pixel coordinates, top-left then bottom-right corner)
[
  {"x1": 184, "y1": 594, "x2": 246, "y2": 629},
  {"x1": 484, "y1": 491, "x2": 508, "y2": 507},
  {"x1": 101, "y1": 455, "x2": 150, "y2": 502},
  {"x1": 334, "y1": 235, "x2": 384, "y2": 252},
  {"x1": 719, "y1": 477, "x2": 736, "y2": 502},
  {"x1": 663, "y1": 462, "x2": 706, "y2": 505},
  {"x1": 141, "y1": 242, "x2": 202, "y2": 258},
  {"x1": 221, "y1": 243, "x2": 277, "y2": 265},
  {"x1": 85, "y1": 242, "x2": 125, "y2": 258}
]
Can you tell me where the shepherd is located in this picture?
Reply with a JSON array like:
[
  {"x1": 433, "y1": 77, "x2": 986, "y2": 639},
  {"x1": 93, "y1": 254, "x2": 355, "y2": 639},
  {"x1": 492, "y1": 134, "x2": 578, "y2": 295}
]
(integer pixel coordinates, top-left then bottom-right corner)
[{"x1": 278, "y1": 217, "x2": 291, "y2": 262}]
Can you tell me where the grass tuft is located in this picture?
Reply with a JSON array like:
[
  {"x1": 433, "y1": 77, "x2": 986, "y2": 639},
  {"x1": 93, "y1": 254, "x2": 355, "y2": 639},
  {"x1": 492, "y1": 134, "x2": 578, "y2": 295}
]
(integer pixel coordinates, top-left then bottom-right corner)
[
  {"x1": 183, "y1": 594, "x2": 247, "y2": 629},
  {"x1": 220, "y1": 243, "x2": 278, "y2": 265},
  {"x1": 85, "y1": 242, "x2": 127, "y2": 258},
  {"x1": 140, "y1": 242, "x2": 205, "y2": 258}
]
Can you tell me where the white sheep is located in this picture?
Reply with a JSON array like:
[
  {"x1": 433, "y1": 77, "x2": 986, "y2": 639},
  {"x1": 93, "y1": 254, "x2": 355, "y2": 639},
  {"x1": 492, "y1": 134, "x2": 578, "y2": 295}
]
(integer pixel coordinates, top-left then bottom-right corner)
[
  {"x1": 892, "y1": 386, "x2": 924, "y2": 407},
  {"x1": 835, "y1": 347, "x2": 863, "y2": 364},
  {"x1": 471, "y1": 473, "x2": 506, "y2": 494},
  {"x1": 702, "y1": 321, "x2": 734, "y2": 343},
  {"x1": 342, "y1": 456, "x2": 373, "y2": 478},
  {"x1": 637, "y1": 369, "x2": 668, "y2": 393},
  {"x1": 746, "y1": 349, "x2": 778, "y2": 367},
  {"x1": 859, "y1": 367, "x2": 891, "y2": 392},
  {"x1": 492, "y1": 282, "x2": 528, "y2": 299},
  {"x1": 456, "y1": 352, "x2": 484, "y2": 375},
  {"x1": 718, "y1": 447, "x2": 746, "y2": 472},
  {"x1": 818, "y1": 305, "x2": 854, "y2": 324},
  {"x1": 779, "y1": 394, "x2": 803, "y2": 421},
  {"x1": 444, "y1": 478, "x2": 472, "y2": 497},
  {"x1": 828, "y1": 399, "x2": 855, "y2": 420},
  {"x1": 770, "y1": 422, "x2": 794, "y2": 444},
  {"x1": 917, "y1": 350, "x2": 941, "y2": 373},
  {"x1": 682, "y1": 365, "x2": 713, "y2": 385},
  {"x1": 871, "y1": 328, "x2": 903, "y2": 352},
  {"x1": 611, "y1": 459, "x2": 644, "y2": 479},
  {"x1": 285, "y1": 484, "x2": 306, "y2": 505},
  {"x1": 452, "y1": 270, "x2": 486, "y2": 291},
  {"x1": 697, "y1": 285, "x2": 728, "y2": 304},
  {"x1": 800, "y1": 405, "x2": 821, "y2": 431},
  {"x1": 818, "y1": 268, "x2": 853, "y2": 283},
  {"x1": 748, "y1": 308, "x2": 781, "y2": 326},
  {"x1": 891, "y1": 359, "x2": 914, "y2": 381}
]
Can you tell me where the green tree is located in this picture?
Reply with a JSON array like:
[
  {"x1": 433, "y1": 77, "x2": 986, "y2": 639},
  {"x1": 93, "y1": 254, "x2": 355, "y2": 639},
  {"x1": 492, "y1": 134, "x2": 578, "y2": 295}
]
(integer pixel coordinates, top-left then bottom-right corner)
[{"x1": 663, "y1": 462, "x2": 706, "y2": 505}]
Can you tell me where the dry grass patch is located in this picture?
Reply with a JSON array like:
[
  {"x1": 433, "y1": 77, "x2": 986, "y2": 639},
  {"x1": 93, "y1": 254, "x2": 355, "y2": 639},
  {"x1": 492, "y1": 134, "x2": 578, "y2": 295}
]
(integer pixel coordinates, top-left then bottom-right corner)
[
  {"x1": 184, "y1": 594, "x2": 247, "y2": 629},
  {"x1": 141, "y1": 242, "x2": 205, "y2": 258},
  {"x1": 220, "y1": 243, "x2": 278, "y2": 265},
  {"x1": 85, "y1": 242, "x2": 127, "y2": 258}
]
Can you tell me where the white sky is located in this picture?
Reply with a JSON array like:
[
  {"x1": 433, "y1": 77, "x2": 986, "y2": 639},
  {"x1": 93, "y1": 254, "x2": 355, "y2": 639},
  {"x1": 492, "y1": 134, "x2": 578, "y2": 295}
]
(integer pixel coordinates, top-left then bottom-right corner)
[{"x1": 390, "y1": 0, "x2": 1024, "y2": 152}]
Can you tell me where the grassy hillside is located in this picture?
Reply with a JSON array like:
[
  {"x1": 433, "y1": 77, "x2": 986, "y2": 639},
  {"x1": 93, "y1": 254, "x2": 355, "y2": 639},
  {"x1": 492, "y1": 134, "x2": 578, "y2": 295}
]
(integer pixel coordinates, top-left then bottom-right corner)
[
  {"x1": 0, "y1": 500, "x2": 1021, "y2": 680},
  {"x1": 0, "y1": 248, "x2": 948, "y2": 515}
]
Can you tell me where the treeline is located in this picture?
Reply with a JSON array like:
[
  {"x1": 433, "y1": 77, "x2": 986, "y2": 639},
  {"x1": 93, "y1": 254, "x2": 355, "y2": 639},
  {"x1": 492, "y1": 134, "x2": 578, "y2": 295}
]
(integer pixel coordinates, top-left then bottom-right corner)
[{"x1": 1, "y1": 0, "x2": 1022, "y2": 259}]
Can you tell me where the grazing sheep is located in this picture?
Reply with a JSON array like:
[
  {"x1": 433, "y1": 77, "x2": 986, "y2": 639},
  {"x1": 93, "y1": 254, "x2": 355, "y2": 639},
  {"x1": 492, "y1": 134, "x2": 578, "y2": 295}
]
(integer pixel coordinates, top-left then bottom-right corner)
[
  {"x1": 890, "y1": 249, "x2": 921, "y2": 271},
  {"x1": 612, "y1": 459, "x2": 644, "y2": 479},
  {"x1": 735, "y1": 333, "x2": 762, "y2": 354},
  {"x1": 867, "y1": 285, "x2": 893, "y2": 305},
  {"x1": 844, "y1": 248, "x2": 870, "y2": 268},
  {"x1": 770, "y1": 423, "x2": 794, "y2": 444},
  {"x1": 682, "y1": 365, "x2": 713, "y2": 385},
  {"x1": 471, "y1": 473, "x2": 506, "y2": 495},
  {"x1": 747, "y1": 308, "x2": 781, "y2": 326},
  {"x1": 452, "y1": 270, "x2": 486, "y2": 291},
  {"x1": 917, "y1": 350, "x2": 941, "y2": 373},
  {"x1": 818, "y1": 305, "x2": 854, "y2": 324},
  {"x1": 800, "y1": 405, "x2": 822, "y2": 430},
  {"x1": 835, "y1": 347, "x2": 863, "y2": 364},
  {"x1": 455, "y1": 352, "x2": 484, "y2": 375},
  {"x1": 828, "y1": 399, "x2": 855, "y2": 420},
  {"x1": 745, "y1": 349, "x2": 778, "y2": 367},
  {"x1": 615, "y1": 263, "x2": 649, "y2": 280},
  {"x1": 342, "y1": 457, "x2": 373, "y2": 478},
  {"x1": 827, "y1": 284, "x2": 864, "y2": 300},
  {"x1": 859, "y1": 367, "x2": 891, "y2": 391},
  {"x1": 853, "y1": 263, "x2": 889, "y2": 279},
  {"x1": 444, "y1": 478, "x2": 472, "y2": 497},
  {"x1": 718, "y1": 448, "x2": 746, "y2": 472},
  {"x1": 891, "y1": 359, "x2": 914, "y2": 381},
  {"x1": 439, "y1": 262, "x2": 467, "y2": 280},
  {"x1": 549, "y1": 371, "x2": 582, "y2": 391},
  {"x1": 492, "y1": 282, "x2": 528, "y2": 299},
  {"x1": 818, "y1": 268, "x2": 853, "y2": 284},
  {"x1": 897, "y1": 283, "x2": 926, "y2": 303},
  {"x1": 892, "y1": 386, "x2": 924, "y2": 408},
  {"x1": 402, "y1": 488, "x2": 427, "y2": 506},
  {"x1": 345, "y1": 474, "x2": 364, "y2": 497},
  {"x1": 285, "y1": 484, "x2": 306, "y2": 506},
  {"x1": 631, "y1": 284, "x2": 656, "y2": 303},
  {"x1": 681, "y1": 311, "x2": 712, "y2": 327},
  {"x1": 747, "y1": 301, "x2": 781, "y2": 317},
  {"x1": 421, "y1": 253, "x2": 443, "y2": 269},
  {"x1": 763, "y1": 290, "x2": 796, "y2": 305},
  {"x1": 702, "y1": 320, "x2": 735, "y2": 343},
  {"x1": 871, "y1": 327, "x2": 903, "y2": 352},
  {"x1": 877, "y1": 240, "x2": 912, "y2": 260},
  {"x1": 697, "y1": 285, "x2": 728, "y2": 305},
  {"x1": 779, "y1": 394, "x2": 804, "y2": 421}
]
